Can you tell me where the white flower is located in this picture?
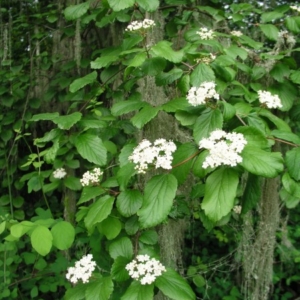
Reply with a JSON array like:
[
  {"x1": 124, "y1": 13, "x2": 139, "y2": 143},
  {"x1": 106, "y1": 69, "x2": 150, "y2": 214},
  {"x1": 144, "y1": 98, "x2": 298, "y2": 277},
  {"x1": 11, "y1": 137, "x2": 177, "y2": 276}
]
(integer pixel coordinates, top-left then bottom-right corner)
[
  {"x1": 125, "y1": 19, "x2": 155, "y2": 32},
  {"x1": 257, "y1": 90, "x2": 282, "y2": 109},
  {"x1": 80, "y1": 168, "x2": 103, "y2": 186},
  {"x1": 53, "y1": 168, "x2": 67, "y2": 179},
  {"x1": 66, "y1": 254, "x2": 96, "y2": 284},
  {"x1": 187, "y1": 82, "x2": 219, "y2": 106},
  {"x1": 196, "y1": 27, "x2": 215, "y2": 40},
  {"x1": 233, "y1": 205, "x2": 242, "y2": 214},
  {"x1": 291, "y1": 5, "x2": 300, "y2": 12},
  {"x1": 199, "y1": 130, "x2": 247, "y2": 169},
  {"x1": 129, "y1": 139, "x2": 176, "y2": 174},
  {"x1": 126, "y1": 255, "x2": 166, "y2": 285},
  {"x1": 231, "y1": 30, "x2": 243, "y2": 37}
]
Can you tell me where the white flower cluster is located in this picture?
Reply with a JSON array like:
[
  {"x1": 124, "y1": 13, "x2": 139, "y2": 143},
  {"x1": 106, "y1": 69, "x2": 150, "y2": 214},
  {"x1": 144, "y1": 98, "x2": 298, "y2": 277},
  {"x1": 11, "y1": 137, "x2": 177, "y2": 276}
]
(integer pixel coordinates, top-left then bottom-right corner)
[
  {"x1": 195, "y1": 53, "x2": 216, "y2": 64},
  {"x1": 53, "y1": 168, "x2": 67, "y2": 179},
  {"x1": 231, "y1": 30, "x2": 243, "y2": 37},
  {"x1": 66, "y1": 254, "x2": 96, "y2": 284},
  {"x1": 187, "y1": 82, "x2": 219, "y2": 106},
  {"x1": 80, "y1": 168, "x2": 103, "y2": 186},
  {"x1": 233, "y1": 205, "x2": 242, "y2": 214},
  {"x1": 125, "y1": 254, "x2": 166, "y2": 285},
  {"x1": 196, "y1": 27, "x2": 215, "y2": 40},
  {"x1": 129, "y1": 139, "x2": 176, "y2": 174},
  {"x1": 199, "y1": 130, "x2": 247, "y2": 169},
  {"x1": 125, "y1": 19, "x2": 155, "y2": 32},
  {"x1": 257, "y1": 90, "x2": 282, "y2": 109},
  {"x1": 291, "y1": 5, "x2": 300, "y2": 12}
]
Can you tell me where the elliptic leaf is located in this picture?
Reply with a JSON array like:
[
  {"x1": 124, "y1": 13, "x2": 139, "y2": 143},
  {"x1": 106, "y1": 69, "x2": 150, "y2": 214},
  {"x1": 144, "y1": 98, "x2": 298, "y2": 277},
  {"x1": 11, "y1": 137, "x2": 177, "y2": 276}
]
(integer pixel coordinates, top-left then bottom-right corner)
[
  {"x1": 150, "y1": 41, "x2": 183, "y2": 63},
  {"x1": 282, "y1": 172, "x2": 300, "y2": 198},
  {"x1": 241, "y1": 146, "x2": 283, "y2": 178},
  {"x1": 190, "y1": 63, "x2": 215, "y2": 86},
  {"x1": 97, "y1": 217, "x2": 122, "y2": 240},
  {"x1": 75, "y1": 134, "x2": 107, "y2": 166},
  {"x1": 109, "y1": 237, "x2": 133, "y2": 260},
  {"x1": 30, "y1": 112, "x2": 59, "y2": 122},
  {"x1": 138, "y1": 174, "x2": 178, "y2": 228},
  {"x1": 111, "y1": 257, "x2": 131, "y2": 282},
  {"x1": 84, "y1": 196, "x2": 114, "y2": 232},
  {"x1": 121, "y1": 281, "x2": 154, "y2": 300},
  {"x1": 139, "y1": 230, "x2": 158, "y2": 245},
  {"x1": 136, "y1": 0, "x2": 159, "y2": 11},
  {"x1": 116, "y1": 190, "x2": 143, "y2": 217},
  {"x1": 107, "y1": 0, "x2": 135, "y2": 11},
  {"x1": 64, "y1": 2, "x2": 89, "y2": 20},
  {"x1": 242, "y1": 174, "x2": 262, "y2": 214},
  {"x1": 51, "y1": 221, "x2": 75, "y2": 250},
  {"x1": 130, "y1": 106, "x2": 160, "y2": 129},
  {"x1": 286, "y1": 147, "x2": 300, "y2": 181},
  {"x1": 141, "y1": 57, "x2": 166, "y2": 76},
  {"x1": 201, "y1": 168, "x2": 239, "y2": 222},
  {"x1": 85, "y1": 277, "x2": 114, "y2": 300},
  {"x1": 234, "y1": 126, "x2": 268, "y2": 149},
  {"x1": 70, "y1": 72, "x2": 97, "y2": 93},
  {"x1": 31, "y1": 225, "x2": 53, "y2": 256},
  {"x1": 78, "y1": 186, "x2": 105, "y2": 205},
  {"x1": 111, "y1": 99, "x2": 146, "y2": 116},
  {"x1": 193, "y1": 108, "x2": 223, "y2": 143},
  {"x1": 259, "y1": 24, "x2": 279, "y2": 41},
  {"x1": 155, "y1": 268, "x2": 196, "y2": 300},
  {"x1": 53, "y1": 112, "x2": 82, "y2": 130}
]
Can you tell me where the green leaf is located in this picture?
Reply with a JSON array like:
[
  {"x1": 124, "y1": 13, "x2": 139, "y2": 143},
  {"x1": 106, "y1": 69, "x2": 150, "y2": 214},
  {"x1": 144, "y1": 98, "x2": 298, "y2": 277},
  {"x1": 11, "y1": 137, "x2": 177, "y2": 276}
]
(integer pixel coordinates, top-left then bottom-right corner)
[
  {"x1": 234, "y1": 126, "x2": 269, "y2": 149},
  {"x1": 121, "y1": 281, "x2": 154, "y2": 300},
  {"x1": 271, "y1": 81, "x2": 297, "y2": 112},
  {"x1": 109, "y1": 237, "x2": 133, "y2": 259},
  {"x1": 10, "y1": 221, "x2": 34, "y2": 238},
  {"x1": 75, "y1": 134, "x2": 107, "y2": 166},
  {"x1": 112, "y1": 99, "x2": 146, "y2": 116},
  {"x1": 31, "y1": 225, "x2": 53, "y2": 256},
  {"x1": 155, "y1": 68, "x2": 183, "y2": 86},
  {"x1": 259, "y1": 24, "x2": 279, "y2": 41},
  {"x1": 290, "y1": 70, "x2": 300, "y2": 84},
  {"x1": 64, "y1": 2, "x2": 89, "y2": 20},
  {"x1": 162, "y1": 98, "x2": 190, "y2": 113},
  {"x1": 65, "y1": 283, "x2": 86, "y2": 300},
  {"x1": 241, "y1": 146, "x2": 283, "y2": 178},
  {"x1": 285, "y1": 17, "x2": 300, "y2": 33},
  {"x1": 84, "y1": 196, "x2": 115, "y2": 232},
  {"x1": 127, "y1": 52, "x2": 147, "y2": 67},
  {"x1": 286, "y1": 148, "x2": 300, "y2": 181},
  {"x1": 201, "y1": 168, "x2": 239, "y2": 222},
  {"x1": 282, "y1": 172, "x2": 300, "y2": 198},
  {"x1": 192, "y1": 150, "x2": 212, "y2": 179},
  {"x1": 280, "y1": 187, "x2": 300, "y2": 209},
  {"x1": 258, "y1": 109, "x2": 291, "y2": 131},
  {"x1": 51, "y1": 221, "x2": 75, "y2": 250},
  {"x1": 64, "y1": 176, "x2": 82, "y2": 191},
  {"x1": 271, "y1": 130, "x2": 300, "y2": 145},
  {"x1": 155, "y1": 268, "x2": 196, "y2": 300},
  {"x1": 138, "y1": 174, "x2": 178, "y2": 228},
  {"x1": 97, "y1": 217, "x2": 122, "y2": 240},
  {"x1": 85, "y1": 277, "x2": 114, "y2": 300},
  {"x1": 107, "y1": 0, "x2": 135, "y2": 11},
  {"x1": 116, "y1": 190, "x2": 143, "y2": 217},
  {"x1": 270, "y1": 63, "x2": 290, "y2": 83},
  {"x1": 53, "y1": 112, "x2": 82, "y2": 130},
  {"x1": 139, "y1": 230, "x2": 158, "y2": 245},
  {"x1": 141, "y1": 57, "x2": 166, "y2": 76},
  {"x1": 111, "y1": 256, "x2": 131, "y2": 282},
  {"x1": 70, "y1": 72, "x2": 97, "y2": 93},
  {"x1": 221, "y1": 101, "x2": 236, "y2": 121},
  {"x1": 150, "y1": 41, "x2": 183, "y2": 63},
  {"x1": 190, "y1": 63, "x2": 215, "y2": 86},
  {"x1": 239, "y1": 35, "x2": 263, "y2": 49},
  {"x1": 91, "y1": 56, "x2": 118, "y2": 69},
  {"x1": 78, "y1": 186, "x2": 105, "y2": 205},
  {"x1": 242, "y1": 174, "x2": 262, "y2": 214},
  {"x1": 136, "y1": 0, "x2": 159, "y2": 11},
  {"x1": 30, "y1": 112, "x2": 59, "y2": 122},
  {"x1": 261, "y1": 11, "x2": 284, "y2": 23},
  {"x1": 193, "y1": 108, "x2": 223, "y2": 144},
  {"x1": 130, "y1": 105, "x2": 160, "y2": 129},
  {"x1": 225, "y1": 45, "x2": 248, "y2": 60},
  {"x1": 171, "y1": 143, "x2": 198, "y2": 184},
  {"x1": 117, "y1": 163, "x2": 136, "y2": 190}
]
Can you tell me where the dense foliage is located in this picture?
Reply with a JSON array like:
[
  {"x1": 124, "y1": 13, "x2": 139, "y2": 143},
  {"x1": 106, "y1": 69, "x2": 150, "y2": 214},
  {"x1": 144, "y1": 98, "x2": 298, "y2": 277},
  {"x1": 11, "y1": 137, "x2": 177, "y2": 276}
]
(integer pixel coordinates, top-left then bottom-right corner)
[{"x1": 1, "y1": 0, "x2": 300, "y2": 299}]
